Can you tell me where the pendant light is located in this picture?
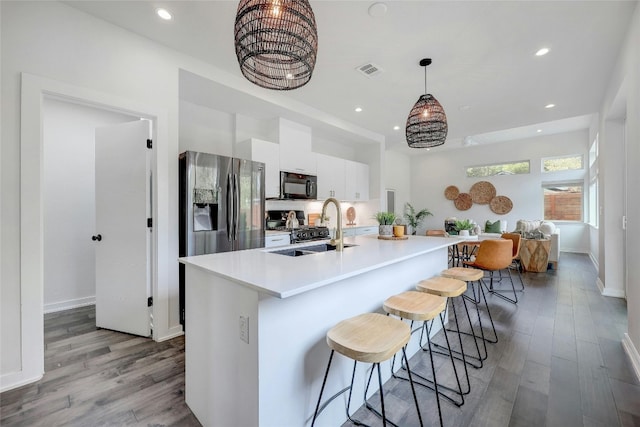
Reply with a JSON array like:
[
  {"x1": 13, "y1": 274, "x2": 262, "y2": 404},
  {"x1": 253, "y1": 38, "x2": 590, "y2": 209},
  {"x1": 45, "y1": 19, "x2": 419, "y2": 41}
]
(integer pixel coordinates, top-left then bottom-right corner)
[
  {"x1": 234, "y1": 0, "x2": 318, "y2": 90},
  {"x1": 406, "y1": 58, "x2": 448, "y2": 148}
]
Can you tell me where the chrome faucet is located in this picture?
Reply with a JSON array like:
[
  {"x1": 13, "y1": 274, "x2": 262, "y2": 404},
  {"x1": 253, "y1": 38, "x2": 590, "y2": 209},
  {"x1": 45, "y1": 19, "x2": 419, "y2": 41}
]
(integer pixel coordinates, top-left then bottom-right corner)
[{"x1": 321, "y1": 197, "x2": 343, "y2": 251}]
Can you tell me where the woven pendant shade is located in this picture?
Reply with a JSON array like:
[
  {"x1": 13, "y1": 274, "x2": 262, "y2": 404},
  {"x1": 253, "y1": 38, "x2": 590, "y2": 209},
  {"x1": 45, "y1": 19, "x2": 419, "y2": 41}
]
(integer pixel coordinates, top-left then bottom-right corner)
[
  {"x1": 406, "y1": 58, "x2": 448, "y2": 148},
  {"x1": 234, "y1": 0, "x2": 318, "y2": 90}
]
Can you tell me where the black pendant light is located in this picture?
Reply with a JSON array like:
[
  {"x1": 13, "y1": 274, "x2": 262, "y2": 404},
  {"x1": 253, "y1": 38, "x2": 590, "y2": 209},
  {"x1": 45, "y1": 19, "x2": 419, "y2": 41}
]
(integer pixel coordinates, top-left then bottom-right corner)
[
  {"x1": 234, "y1": 0, "x2": 318, "y2": 90},
  {"x1": 406, "y1": 58, "x2": 448, "y2": 148}
]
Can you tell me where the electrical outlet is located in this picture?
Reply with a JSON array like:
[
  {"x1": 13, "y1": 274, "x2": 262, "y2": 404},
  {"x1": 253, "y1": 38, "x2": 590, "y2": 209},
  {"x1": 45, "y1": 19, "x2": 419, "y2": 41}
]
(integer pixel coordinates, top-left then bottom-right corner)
[{"x1": 239, "y1": 315, "x2": 249, "y2": 344}]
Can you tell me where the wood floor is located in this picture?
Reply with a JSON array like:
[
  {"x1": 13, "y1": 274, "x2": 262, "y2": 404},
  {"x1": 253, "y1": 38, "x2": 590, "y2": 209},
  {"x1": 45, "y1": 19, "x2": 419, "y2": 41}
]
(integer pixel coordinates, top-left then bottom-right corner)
[
  {"x1": 0, "y1": 306, "x2": 200, "y2": 426},
  {"x1": 343, "y1": 253, "x2": 640, "y2": 427},
  {"x1": 0, "y1": 253, "x2": 638, "y2": 426}
]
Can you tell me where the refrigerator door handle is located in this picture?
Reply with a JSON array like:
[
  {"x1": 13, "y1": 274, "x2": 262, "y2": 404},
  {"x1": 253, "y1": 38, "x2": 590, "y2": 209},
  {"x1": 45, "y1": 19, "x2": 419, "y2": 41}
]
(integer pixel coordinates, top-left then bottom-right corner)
[
  {"x1": 234, "y1": 173, "x2": 240, "y2": 240},
  {"x1": 226, "y1": 173, "x2": 233, "y2": 241}
]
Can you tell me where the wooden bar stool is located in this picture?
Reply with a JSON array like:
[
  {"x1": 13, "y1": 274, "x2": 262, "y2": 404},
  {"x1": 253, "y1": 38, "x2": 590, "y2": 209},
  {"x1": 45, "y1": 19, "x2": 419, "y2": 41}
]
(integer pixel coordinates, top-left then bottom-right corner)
[
  {"x1": 417, "y1": 276, "x2": 481, "y2": 391},
  {"x1": 441, "y1": 267, "x2": 498, "y2": 361},
  {"x1": 311, "y1": 313, "x2": 423, "y2": 427},
  {"x1": 382, "y1": 291, "x2": 461, "y2": 425}
]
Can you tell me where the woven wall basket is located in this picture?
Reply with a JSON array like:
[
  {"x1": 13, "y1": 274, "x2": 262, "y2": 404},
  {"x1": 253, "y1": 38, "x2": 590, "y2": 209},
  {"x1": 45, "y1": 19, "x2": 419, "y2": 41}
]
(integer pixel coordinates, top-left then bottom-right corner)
[
  {"x1": 470, "y1": 181, "x2": 496, "y2": 205},
  {"x1": 444, "y1": 185, "x2": 459, "y2": 200},
  {"x1": 454, "y1": 193, "x2": 473, "y2": 211},
  {"x1": 490, "y1": 195, "x2": 513, "y2": 214}
]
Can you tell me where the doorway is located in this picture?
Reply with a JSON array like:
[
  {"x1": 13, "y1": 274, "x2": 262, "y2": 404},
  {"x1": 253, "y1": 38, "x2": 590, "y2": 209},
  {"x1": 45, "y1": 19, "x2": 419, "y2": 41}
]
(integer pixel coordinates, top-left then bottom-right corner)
[
  {"x1": 15, "y1": 73, "x2": 173, "y2": 391},
  {"x1": 42, "y1": 97, "x2": 140, "y2": 314}
]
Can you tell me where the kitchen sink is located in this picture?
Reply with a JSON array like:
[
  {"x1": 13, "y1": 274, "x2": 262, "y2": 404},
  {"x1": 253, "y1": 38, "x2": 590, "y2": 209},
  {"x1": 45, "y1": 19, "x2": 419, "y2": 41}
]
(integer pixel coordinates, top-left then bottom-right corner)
[{"x1": 270, "y1": 243, "x2": 357, "y2": 257}]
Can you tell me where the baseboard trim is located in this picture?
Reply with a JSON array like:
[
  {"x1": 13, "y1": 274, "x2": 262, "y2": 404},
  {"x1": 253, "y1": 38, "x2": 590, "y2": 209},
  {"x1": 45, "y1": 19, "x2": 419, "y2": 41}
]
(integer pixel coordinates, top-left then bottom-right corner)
[
  {"x1": 601, "y1": 287, "x2": 626, "y2": 298},
  {"x1": 0, "y1": 370, "x2": 43, "y2": 393},
  {"x1": 155, "y1": 325, "x2": 184, "y2": 342},
  {"x1": 589, "y1": 252, "x2": 599, "y2": 270},
  {"x1": 44, "y1": 297, "x2": 95, "y2": 314},
  {"x1": 596, "y1": 277, "x2": 605, "y2": 294},
  {"x1": 622, "y1": 333, "x2": 640, "y2": 383}
]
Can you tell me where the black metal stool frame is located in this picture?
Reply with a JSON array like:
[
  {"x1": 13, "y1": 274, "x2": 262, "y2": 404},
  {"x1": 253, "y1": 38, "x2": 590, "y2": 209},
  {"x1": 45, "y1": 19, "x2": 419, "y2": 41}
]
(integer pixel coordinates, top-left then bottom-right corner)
[{"x1": 311, "y1": 346, "x2": 423, "y2": 427}]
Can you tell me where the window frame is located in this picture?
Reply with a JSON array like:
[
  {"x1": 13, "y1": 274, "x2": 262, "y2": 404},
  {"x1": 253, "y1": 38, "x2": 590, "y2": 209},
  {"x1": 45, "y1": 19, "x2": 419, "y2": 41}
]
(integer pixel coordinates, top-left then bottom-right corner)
[
  {"x1": 541, "y1": 154, "x2": 584, "y2": 173},
  {"x1": 465, "y1": 160, "x2": 530, "y2": 178}
]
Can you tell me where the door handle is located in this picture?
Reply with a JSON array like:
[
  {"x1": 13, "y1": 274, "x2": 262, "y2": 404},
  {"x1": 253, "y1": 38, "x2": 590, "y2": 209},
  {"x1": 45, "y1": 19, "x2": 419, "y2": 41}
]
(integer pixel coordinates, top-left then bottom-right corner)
[{"x1": 92, "y1": 234, "x2": 102, "y2": 241}]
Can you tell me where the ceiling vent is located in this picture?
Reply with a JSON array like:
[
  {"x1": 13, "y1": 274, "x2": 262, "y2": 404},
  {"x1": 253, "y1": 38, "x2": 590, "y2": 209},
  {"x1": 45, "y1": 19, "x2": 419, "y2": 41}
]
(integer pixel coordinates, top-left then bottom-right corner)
[{"x1": 356, "y1": 63, "x2": 383, "y2": 78}]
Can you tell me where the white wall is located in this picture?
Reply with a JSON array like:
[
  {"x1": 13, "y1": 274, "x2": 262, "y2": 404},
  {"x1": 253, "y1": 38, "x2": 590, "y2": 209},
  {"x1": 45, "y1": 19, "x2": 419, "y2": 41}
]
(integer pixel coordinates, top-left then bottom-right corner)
[
  {"x1": 599, "y1": 1, "x2": 640, "y2": 375},
  {"x1": 600, "y1": 120, "x2": 626, "y2": 297},
  {"x1": 409, "y1": 130, "x2": 590, "y2": 249},
  {"x1": 384, "y1": 150, "x2": 412, "y2": 219},
  {"x1": 178, "y1": 100, "x2": 234, "y2": 156},
  {"x1": 43, "y1": 97, "x2": 137, "y2": 312}
]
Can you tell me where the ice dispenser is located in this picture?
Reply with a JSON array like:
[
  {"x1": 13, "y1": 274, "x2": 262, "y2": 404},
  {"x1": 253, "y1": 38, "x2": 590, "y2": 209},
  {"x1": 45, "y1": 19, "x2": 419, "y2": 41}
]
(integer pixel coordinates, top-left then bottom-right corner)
[{"x1": 193, "y1": 188, "x2": 218, "y2": 231}]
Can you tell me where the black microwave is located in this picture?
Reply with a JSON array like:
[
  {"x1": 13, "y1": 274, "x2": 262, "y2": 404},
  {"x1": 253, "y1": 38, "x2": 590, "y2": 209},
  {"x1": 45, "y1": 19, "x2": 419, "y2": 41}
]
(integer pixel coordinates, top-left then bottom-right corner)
[{"x1": 280, "y1": 171, "x2": 317, "y2": 200}]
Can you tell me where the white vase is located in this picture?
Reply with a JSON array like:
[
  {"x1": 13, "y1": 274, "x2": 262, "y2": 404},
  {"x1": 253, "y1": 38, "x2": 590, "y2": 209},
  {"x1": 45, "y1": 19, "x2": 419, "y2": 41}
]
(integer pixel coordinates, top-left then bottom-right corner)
[
  {"x1": 459, "y1": 229, "x2": 470, "y2": 237},
  {"x1": 379, "y1": 224, "x2": 393, "y2": 236}
]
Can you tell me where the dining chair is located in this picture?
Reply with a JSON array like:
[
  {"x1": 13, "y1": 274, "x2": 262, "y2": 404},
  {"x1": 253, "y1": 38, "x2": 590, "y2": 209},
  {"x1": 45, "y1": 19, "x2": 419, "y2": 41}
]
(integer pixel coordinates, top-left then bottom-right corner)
[{"x1": 464, "y1": 238, "x2": 519, "y2": 304}]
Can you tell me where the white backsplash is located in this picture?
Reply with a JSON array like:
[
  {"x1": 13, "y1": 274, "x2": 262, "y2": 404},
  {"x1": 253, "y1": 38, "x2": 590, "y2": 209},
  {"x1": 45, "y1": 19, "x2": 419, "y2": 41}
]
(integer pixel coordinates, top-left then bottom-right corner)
[{"x1": 265, "y1": 199, "x2": 379, "y2": 228}]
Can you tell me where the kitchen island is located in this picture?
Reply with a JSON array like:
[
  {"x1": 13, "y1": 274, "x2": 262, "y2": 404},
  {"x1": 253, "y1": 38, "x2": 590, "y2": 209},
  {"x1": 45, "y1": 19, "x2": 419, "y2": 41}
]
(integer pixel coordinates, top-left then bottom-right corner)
[{"x1": 180, "y1": 234, "x2": 455, "y2": 427}]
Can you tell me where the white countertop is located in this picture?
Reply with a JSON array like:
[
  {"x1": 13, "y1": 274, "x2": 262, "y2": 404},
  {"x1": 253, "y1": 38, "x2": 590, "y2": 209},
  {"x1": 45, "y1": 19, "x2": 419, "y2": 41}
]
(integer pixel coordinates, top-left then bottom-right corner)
[{"x1": 179, "y1": 235, "x2": 458, "y2": 298}]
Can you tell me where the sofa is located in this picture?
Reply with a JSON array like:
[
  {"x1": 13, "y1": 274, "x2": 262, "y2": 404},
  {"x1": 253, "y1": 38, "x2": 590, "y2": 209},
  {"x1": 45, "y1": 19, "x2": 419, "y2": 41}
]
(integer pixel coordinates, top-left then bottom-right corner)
[
  {"x1": 477, "y1": 219, "x2": 560, "y2": 269},
  {"x1": 513, "y1": 219, "x2": 560, "y2": 269}
]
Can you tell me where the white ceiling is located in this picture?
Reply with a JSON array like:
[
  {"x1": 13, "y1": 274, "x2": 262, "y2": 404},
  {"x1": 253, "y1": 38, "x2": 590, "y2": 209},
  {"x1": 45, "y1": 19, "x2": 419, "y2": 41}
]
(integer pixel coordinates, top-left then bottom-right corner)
[{"x1": 63, "y1": 0, "x2": 637, "y2": 153}]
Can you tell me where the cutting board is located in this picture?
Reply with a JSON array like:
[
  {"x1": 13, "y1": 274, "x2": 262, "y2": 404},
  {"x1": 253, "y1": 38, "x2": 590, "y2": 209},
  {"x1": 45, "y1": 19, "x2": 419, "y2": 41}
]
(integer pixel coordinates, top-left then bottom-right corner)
[
  {"x1": 308, "y1": 213, "x2": 321, "y2": 226},
  {"x1": 377, "y1": 235, "x2": 409, "y2": 240}
]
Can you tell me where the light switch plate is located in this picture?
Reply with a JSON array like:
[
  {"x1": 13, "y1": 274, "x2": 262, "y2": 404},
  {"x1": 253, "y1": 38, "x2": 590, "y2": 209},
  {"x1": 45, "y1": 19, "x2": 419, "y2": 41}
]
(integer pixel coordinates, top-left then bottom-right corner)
[{"x1": 239, "y1": 315, "x2": 249, "y2": 344}]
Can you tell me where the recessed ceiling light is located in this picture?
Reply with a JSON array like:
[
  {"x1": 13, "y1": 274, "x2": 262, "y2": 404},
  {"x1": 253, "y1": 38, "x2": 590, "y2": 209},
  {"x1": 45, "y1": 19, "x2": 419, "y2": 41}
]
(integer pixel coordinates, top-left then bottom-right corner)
[
  {"x1": 536, "y1": 47, "x2": 550, "y2": 56},
  {"x1": 156, "y1": 8, "x2": 172, "y2": 20},
  {"x1": 537, "y1": 129, "x2": 542, "y2": 133},
  {"x1": 393, "y1": 125, "x2": 400, "y2": 130},
  {"x1": 355, "y1": 107, "x2": 363, "y2": 112},
  {"x1": 368, "y1": 2, "x2": 388, "y2": 17},
  {"x1": 545, "y1": 103, "x2": 555, "y2": 109}
]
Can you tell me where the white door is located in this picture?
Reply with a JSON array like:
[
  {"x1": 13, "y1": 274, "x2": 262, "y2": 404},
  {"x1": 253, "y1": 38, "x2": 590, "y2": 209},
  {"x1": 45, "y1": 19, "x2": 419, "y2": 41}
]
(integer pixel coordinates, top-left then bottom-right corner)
[{"x1": 95, "y1": 120, "x2": 151, "y2": 336}]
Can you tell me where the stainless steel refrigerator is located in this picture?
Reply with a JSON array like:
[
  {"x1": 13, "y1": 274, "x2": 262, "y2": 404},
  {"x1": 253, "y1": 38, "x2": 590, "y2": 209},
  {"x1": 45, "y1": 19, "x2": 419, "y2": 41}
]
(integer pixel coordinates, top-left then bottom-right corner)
[{"x1": 179, "y1": 151, "x2": 265, "y2": 327}]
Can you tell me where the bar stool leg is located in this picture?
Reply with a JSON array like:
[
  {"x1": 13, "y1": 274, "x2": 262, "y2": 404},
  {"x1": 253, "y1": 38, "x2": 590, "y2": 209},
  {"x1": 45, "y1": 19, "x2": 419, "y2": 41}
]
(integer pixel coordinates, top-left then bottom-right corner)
[
  {"x1": 432, "y1": 293, "x2": 486, "y2": 368},
  {"x1": 466, "y1": 279, "x2": 498, "y2": 347},
  {"x1": 312, "y1": 350, "x2": 335, "y2": 427},
  {"x1": 365, "y1": 347, "x2": 425, "y2": 427},
  {"x1": 391, "y1": 317, "x2": 464, "y2": 408}
]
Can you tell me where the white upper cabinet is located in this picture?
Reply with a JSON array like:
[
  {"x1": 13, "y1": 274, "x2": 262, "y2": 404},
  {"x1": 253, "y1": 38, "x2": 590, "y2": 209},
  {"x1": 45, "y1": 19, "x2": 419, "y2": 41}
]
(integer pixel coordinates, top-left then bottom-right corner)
[
  {"x1": 344, "y1": 160, "x2": 370, "y2": 201},
  {"x1": 235, "y1": 138, "x2": 280, "y2": 198},
  {"x1": 316, "y1": 153, "x2": 345, "y2": 200},
  {"x1": 278, "y1": 119, "x2": 317, "y2": 175}
]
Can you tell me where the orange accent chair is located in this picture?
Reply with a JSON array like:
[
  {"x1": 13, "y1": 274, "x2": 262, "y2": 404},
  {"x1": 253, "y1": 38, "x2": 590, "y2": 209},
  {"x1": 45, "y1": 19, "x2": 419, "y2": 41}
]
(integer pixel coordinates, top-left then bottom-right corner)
[{"x1": 464, "y1": 238, "x2": 519, "y2": 304}]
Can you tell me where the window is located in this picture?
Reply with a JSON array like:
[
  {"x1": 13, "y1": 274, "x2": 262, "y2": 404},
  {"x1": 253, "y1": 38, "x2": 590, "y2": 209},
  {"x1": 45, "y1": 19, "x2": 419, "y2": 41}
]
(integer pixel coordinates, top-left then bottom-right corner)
[
  {"x1": 466, "y1": 161, "x2": 530, "y2": 177},
  {"x1": 542, "y1": 154, "x2": 583, "y2": 172},
  {"x1": 543, "y1": 183, "x2": 583, "y2": 221}
]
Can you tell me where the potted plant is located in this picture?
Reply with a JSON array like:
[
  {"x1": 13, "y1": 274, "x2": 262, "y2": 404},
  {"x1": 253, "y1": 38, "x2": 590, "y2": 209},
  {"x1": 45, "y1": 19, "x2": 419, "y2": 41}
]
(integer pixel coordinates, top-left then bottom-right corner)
[
  {"x1": 374, "y1": 212, "x2": 396, "y2": 236},
  {"x1": 403, "y1": 203, "x2": 433, "y2": 235},
  {"x1": 454, "y1": 219, "x2": 474, "y2": 237}
]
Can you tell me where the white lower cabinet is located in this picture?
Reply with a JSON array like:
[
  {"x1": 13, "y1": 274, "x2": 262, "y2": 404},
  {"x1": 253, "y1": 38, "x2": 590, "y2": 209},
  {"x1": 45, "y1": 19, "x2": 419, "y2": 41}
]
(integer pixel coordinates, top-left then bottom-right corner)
[
  {"x1": 343, "y1": 228, "x2": 356, "y2": 237},
  {"x1": 356, "y1": 226, "x2": 378, "y2": 236},
  {"x1": 343, "y1": 226, "x2": 377, "y2": 237},
  {"x1": 265, "y1": 234, "x2": 290, "y2": 248}
]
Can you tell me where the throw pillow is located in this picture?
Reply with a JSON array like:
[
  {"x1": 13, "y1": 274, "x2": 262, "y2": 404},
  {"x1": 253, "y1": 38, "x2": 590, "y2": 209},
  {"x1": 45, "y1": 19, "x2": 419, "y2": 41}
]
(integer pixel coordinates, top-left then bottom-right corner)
[
  {"x1": 485, "y1": 220, "x2": 502, "y2": 233},
  {"x1": 539, "y1": 221, "x2": 556, "y2": 236}
]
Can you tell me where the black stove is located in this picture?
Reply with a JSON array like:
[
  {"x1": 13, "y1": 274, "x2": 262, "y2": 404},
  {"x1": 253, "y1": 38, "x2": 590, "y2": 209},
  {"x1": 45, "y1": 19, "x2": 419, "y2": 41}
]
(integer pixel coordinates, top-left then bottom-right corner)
[
  {"x1": 266, "y1": 210, "x2": 329, "y2": 244},
  {"x1": 290, "y1": 226, "x2": 330, "y2": 244}
]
